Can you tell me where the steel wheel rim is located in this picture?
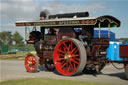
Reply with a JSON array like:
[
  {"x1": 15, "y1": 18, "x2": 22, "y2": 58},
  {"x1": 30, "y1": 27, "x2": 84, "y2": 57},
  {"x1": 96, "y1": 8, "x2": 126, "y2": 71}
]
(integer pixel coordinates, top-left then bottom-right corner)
[
  {"x1": 54, "y1": 39, "x2": 85, "y2": 75},
  {"x1": 25, "y1": 53, "x2": 38, "y2": 72}
]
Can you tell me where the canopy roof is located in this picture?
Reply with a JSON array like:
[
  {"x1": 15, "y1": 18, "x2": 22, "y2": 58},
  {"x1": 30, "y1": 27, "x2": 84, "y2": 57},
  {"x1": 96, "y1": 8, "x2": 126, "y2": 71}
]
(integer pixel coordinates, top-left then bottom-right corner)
[{"x1": 16, "y1": 15, "x2": 120, "y2": 28}]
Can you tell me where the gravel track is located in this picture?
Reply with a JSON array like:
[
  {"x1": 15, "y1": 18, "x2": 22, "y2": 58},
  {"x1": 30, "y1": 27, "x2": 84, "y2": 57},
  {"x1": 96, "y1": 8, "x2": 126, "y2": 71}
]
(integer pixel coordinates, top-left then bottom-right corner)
[{"x1": 0, "y1": 60, "x2": 128, "y2": 85}]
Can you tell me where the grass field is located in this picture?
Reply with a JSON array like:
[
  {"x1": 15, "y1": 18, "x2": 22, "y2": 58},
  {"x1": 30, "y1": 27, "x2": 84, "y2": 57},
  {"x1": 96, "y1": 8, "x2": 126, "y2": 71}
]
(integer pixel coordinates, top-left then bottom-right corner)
[
  {"x1": 0, "y1": 51, "x2": 36, "y2": 60},
  {"x1": 0, "y1": 78, "x2": 114, "y2": 85},
  {"x1": 0, "y1": 54, "x2": 25, "y2": 60}
]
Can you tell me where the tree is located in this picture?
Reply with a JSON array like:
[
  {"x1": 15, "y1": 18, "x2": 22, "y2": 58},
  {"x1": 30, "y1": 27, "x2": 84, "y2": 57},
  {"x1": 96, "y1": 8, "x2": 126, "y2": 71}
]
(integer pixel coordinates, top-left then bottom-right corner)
[
  {"x1": 12, "y1": 31, "x2": 24, "y2": 47},
  {"x1": 116, "y1": 38, "x2": 128, "y2": 42},
  {"x1": 0, "y1": 31, "x2": 12, "y2": 46}
]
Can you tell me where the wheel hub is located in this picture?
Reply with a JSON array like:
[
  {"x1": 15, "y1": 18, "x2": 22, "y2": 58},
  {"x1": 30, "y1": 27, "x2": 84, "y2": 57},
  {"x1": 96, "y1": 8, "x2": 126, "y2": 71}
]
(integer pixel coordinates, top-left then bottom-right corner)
[
  {"x1": 64, "y1": 52, "x2": 71, "y2": 62},
  {"x1": 28, "y1": 61, "x2": 32, "y2": 65},
  {"x1": 28, "y1": 57, "x2": 35, "y2": 65}
]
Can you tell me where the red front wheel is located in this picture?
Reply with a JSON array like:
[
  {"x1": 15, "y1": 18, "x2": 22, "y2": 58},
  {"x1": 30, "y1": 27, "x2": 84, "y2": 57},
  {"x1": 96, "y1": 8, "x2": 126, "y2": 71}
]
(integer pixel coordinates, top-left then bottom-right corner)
[
  {"x1": 25, "y1": 53, "x2": 39, "y2": 72},
  {"x1": 53, "y1": 38, "x2": 87, "y2": 76}
]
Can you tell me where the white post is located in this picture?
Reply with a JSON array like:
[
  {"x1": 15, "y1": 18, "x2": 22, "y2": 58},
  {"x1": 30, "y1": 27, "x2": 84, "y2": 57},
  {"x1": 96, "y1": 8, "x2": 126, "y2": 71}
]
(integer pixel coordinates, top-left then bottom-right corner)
[{"x1": 25, "y1": 27, "x2": 27, "y2": 41}]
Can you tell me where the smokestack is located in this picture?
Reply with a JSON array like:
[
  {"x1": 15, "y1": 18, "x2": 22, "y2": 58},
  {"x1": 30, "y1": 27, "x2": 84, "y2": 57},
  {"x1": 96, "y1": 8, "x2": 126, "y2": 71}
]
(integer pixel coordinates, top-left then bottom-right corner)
[{"x1": 40, "y1": 9, "x2": 49, "y2": 20}]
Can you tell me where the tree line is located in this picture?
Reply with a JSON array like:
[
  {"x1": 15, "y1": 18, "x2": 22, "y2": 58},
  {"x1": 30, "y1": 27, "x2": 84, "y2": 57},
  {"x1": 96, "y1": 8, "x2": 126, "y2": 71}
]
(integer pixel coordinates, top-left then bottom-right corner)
[
  {"x1": 116, "y1": 38, "x2": 128, "y2": 42},
  {"x1": 0, "y1": 31, "x2": 24, "y2": 49}
]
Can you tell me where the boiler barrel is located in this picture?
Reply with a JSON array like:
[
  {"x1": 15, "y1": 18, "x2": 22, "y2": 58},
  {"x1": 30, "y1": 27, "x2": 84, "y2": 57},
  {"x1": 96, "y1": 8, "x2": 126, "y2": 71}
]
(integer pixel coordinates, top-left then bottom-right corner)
[{"x1": 49, "y1": 12, "x2": 89, "y2": 19}]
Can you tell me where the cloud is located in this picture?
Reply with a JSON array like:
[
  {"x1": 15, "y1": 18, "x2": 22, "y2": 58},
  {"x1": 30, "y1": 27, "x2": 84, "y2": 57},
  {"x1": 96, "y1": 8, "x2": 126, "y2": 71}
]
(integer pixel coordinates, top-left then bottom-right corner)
[
  {"x1": 1, "y1": 0, "x2": 107, "y2": 22},
  {"x1": 0, "y1": 0, "x2": 108, "y2": 38},
  {"x1": 1, "y1": 0, "x2": 42, "y2": 21},
  {"x1": 0, "y1": 24, "x2": 15, "y2": 27}
]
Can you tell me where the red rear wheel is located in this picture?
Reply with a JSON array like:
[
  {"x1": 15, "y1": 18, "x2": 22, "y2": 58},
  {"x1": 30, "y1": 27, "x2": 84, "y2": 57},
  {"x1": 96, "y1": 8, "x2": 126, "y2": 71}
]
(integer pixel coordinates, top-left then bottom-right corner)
[
  {"x1": 54, "y1": 38, "x2": 87, "y2": 76},
  {"x1": 25, "y1": 53, "x2": 39, "y2": 72}
]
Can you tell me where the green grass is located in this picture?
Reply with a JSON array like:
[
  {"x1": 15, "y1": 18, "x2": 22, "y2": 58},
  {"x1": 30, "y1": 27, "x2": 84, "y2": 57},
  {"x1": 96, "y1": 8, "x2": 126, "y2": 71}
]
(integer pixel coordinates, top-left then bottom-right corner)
[
  {"x1": 16, "y1": 51, "x2": 32, "y2": 55},
  {"x1": 0, "y1": 78, "x2": 114, "y2": 85},
  {"x1": 0, "y1": 51, "x2": 36, "y2": 60},
  {"x1": 0, "y1": 58, "x2": 24, "y2": 60},
  {"x1": 0, "y1": 54, "x2": 25, "y2": 60}
]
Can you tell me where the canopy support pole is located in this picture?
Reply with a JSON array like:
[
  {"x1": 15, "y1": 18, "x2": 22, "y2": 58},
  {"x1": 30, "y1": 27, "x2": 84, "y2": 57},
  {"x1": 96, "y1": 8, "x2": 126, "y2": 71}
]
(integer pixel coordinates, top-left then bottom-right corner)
[
  {"x1": 108, "y1": 23, "x2": 110, "y2": 38},
  {"x1": 25, "y1": 26, "x2": 29, "y2": 41},
  {"x1": 25, "y1": 27, "x2": 27, "y2": 41},
  {"x1": 99, "y1": 22, "x2": 101, "y2": 38}
]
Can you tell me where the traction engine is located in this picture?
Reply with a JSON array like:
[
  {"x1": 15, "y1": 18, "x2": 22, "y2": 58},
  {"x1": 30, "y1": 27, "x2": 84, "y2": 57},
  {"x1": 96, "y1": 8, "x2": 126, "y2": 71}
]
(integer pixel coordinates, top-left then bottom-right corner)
[{"x1": 16, "y1": 12, "x2": 128, "y2": 79}]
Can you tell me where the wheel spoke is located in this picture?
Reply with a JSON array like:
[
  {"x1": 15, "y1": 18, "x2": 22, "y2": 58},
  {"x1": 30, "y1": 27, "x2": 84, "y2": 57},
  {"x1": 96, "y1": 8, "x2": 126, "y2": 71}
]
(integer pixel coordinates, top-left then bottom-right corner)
[
  {"x1": 31, "y1": 60, "x2": 34, "y2": 64},
  {"x1": 70, "y1": 62, "x2": 74, "y2": 70},
  {"x1": 72, "y1": 54, "x2": 80, "y2": 57},
  {"x1": 57, "y1": 49, "x2": 65, "y2": 54},
  {"x1": 63, "y1": 47, "x2": 66, "y2": 53},
  {"x1": 70, "y1": 42, "x2": 73, "y2": 50},
  {"x1": 61, "y1": 59, "x2": 66, "y2": 65},
  {"x1": 33, "y1": 62, "x2": 37, "y2": 65},
  {"x1": 58, "y1": 53, "x2": 64, "y2": 57},
  {"x1": 73, "y1": 58, "x2": 80, "y2": 61},
  {"x1": 28, "y1": 57, "x2": 32, "y2": 62},
  {"x1": 67, "y1": 64, "x2": 71, "y2": 72},
  {"x1": 68, "y1": 45, "x2": 71, "y2": 52},
  {"x1": 71, "y1": 47, "x2": 77, "y2": 54},
  {"x1": 71, "y1": 59, "x2": 79, "y2": 65},
  {"x1": 73, "y1": 49, "x2": 79, "y2": 54},
  {"x1": 73, "y1": 63, "x2": 76, "y2": 70},
  {"x1": 63, "y1": 42, "x2": 68, "y2": 50},
  {"x1": 61, "y1": 62, "x2": 67, "y2": 69},
  {"x1": 30, "y1": 57, "x2": 34, "y2": 62},
  {"x1": 32, "y1": 65, "x2": 35, "y2": 70},
  {"x1": 29, "y1": 64, "x2": 32, "y2": 67},
  {"x1": 57, "y1": 58, "x2": 65, "y2": 61}
]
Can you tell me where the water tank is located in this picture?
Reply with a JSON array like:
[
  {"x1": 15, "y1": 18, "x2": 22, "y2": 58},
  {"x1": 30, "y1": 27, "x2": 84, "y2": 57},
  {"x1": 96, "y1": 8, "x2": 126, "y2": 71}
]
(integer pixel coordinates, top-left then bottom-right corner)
[{"x1": 107, "y1": 42, "x2": 123, "y2": 61}]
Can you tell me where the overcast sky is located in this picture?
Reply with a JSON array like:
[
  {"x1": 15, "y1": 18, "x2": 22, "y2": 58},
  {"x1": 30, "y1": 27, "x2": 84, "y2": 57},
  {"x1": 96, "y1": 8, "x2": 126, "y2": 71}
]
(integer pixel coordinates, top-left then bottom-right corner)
[{"x1": 0, "y1": 0, "x2": 128, "y2": 39}]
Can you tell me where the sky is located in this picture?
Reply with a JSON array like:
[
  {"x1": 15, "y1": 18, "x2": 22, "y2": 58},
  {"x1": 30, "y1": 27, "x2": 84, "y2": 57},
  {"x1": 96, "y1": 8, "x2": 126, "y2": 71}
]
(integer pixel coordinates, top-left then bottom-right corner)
[{"x1": 0, "y1": 0, "x2": 128, "y2": 39}]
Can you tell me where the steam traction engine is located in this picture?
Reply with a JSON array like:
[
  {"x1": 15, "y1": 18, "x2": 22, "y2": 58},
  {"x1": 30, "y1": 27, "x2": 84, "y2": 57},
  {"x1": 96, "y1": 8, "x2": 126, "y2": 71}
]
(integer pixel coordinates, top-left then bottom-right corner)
[{"x1": 16, "y1": 12, "x2": 128, "y2": 78}]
